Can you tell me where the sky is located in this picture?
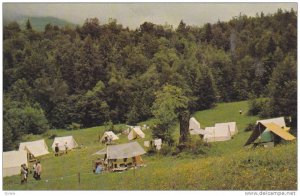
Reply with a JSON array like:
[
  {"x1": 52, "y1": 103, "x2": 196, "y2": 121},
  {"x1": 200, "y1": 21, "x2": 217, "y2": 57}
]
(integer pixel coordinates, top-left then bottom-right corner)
[{"x1": 3, "y1": 2, "x2": 298, "y2": 29}]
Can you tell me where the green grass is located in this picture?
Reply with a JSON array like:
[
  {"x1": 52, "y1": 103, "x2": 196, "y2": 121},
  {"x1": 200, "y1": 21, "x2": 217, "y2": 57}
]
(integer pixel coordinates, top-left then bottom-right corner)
[{"x1": 3, "y1": 100, "x2": 297, "y2": 190}]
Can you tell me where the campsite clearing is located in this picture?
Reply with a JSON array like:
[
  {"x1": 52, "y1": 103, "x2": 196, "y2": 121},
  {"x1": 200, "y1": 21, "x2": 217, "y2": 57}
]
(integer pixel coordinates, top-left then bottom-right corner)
[{"x1": 3, "y1": 101, "x2": 296, "y2": 190}]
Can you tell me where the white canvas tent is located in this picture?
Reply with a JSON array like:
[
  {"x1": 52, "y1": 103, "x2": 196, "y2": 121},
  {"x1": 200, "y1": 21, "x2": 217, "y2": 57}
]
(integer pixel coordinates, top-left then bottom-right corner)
[
  {"x1": 189, "y1": 117, "x2": 200, "y2": 134},
  {"x1": 154, "y1": 138, "x2": 162, "y2": 150},
  {"x1": 144, "y1": 138, "x2": 162, "y2": 150},
  {"x1": 128, "y1": 126, "x2": 145, "y2": 140},
  {"x1": 100, "y1": 131, "x2": 119, "y2": 143},
  {"x1": 51, "y1": 136, "x2": 78, "y2": 151},
  {"x1": 19, "y1": 139, "x2": 49, "y2": 158},
  {"x1": 189, "y1": 117, "x2": 208, "y2": 135},
  {"x1": 215, "y1": 122, "x2": 238, "y2": 136},
  {"x1": 203, "y1": 124, "x2": 232, "y2": 142},
  {"x1": 3, "y1": 150, "x2": 28, "y2": 177},
  {"x1": 256, "y1": 117, "x2": 286, "y2": 127},
  {"x1": 203, "y1": 127, "x2": 216, "y2": 142}
]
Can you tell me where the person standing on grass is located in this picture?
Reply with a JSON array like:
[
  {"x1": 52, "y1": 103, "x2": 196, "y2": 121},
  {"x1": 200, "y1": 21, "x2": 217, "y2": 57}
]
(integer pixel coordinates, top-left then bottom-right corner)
[
  {"x1": 36, "y1": 161, "x2": 42, "y2": 180},
  {"x1": 20, "y1": 164, "x2": 27, "y2": 184},
  {"x1": 55, "y1": 143, "x2": 59, "y2": 156},
  {"x1": 33, "y1": 161, "x2": 38, "y2": 180},
  {"x1": 64, "y1": 142, "x2": 68, "y2": 154}
]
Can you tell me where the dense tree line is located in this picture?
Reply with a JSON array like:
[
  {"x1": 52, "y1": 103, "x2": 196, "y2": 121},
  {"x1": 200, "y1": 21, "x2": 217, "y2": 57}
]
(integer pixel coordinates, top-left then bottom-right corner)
[{"x1": 3, "y1": 9, "x2": 297, "y2": 150}]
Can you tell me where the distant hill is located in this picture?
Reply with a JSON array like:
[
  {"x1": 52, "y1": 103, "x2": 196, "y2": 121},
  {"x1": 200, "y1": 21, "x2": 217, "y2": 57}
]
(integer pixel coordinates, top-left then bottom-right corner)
[{"x1": 5, "y1": 15, "x2": 77, "y2": 31}]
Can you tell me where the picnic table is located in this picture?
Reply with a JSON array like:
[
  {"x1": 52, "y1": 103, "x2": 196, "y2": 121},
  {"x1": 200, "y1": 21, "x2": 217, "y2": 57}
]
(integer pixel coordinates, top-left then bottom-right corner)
[{"x1": 112, "y1": 167, "x2": 127, "y2": 172}]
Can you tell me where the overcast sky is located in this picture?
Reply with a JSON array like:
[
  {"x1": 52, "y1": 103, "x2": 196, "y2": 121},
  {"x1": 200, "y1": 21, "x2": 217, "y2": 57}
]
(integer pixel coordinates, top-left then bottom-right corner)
[{"x1": 3, "y1": 3, "x2": 297, "y2": 29}]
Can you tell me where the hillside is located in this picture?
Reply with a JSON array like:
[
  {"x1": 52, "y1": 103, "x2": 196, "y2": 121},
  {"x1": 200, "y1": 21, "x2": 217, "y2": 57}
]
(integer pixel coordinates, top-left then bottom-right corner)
[
  {"x1": 3, "y1": 9, "x2": 297, "y2": 152},
  {"x1": 7, "y1": 16, "x2": 76, "y2": 31},
  {"x1": 3, "y1": 101, "x2": 297, "y2": 190}
]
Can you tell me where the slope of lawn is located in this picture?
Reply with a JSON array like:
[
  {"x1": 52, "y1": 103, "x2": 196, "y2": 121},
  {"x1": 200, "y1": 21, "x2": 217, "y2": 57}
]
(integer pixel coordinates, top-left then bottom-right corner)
[{"x1": 3, "y1": 100, "x2": 297, "y2": 190}]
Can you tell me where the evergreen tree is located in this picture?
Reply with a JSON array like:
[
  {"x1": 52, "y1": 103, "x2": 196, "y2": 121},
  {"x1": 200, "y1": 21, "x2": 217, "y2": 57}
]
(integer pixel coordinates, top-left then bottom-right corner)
[
  {"x1": 26, "y1": 19, "x2": 32, "y2": 30},
  {"x1": 267, "y1": 55, "x2": 297, "y2": 127}
]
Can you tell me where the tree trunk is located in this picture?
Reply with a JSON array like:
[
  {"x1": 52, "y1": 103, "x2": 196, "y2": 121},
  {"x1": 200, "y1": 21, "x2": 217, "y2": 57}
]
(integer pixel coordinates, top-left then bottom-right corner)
[{"x1": 179, "y1": 110, "x2": 190, "y2": 145}]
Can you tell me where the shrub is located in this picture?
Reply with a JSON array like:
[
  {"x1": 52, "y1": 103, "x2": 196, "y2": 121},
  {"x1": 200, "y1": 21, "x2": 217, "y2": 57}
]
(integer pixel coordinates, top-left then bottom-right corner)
[
  {"x1": 68, "y1": 122, "x2": 81, "y2": 130},
  {"x1": 244, "y1": 123, "x2": 256, "y2": 132},
  {"x1": 159, "y1": 145, "x2": 179, "y2": 156},
  {"x1": 48, "y1": 134, "x2": 57, "y2": 139},
  {"x1": 248, "y1": 99, "x2": 264, "y2": 116},
  {"x1": 184, "y1": 137, "x2": 211, "y2": 155},
  {"x1": 147, "y1": 146, "x2": 157, "y2": 156}
]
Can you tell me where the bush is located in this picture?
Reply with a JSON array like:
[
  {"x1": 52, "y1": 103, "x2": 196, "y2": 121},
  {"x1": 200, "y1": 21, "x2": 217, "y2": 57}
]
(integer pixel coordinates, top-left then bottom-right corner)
[
  {"x1": 248, "y1": 99, "x2": 263, "y2": 116},
  {"x1": 147, "y1": 146, "x2": 157, "y2": 156},
  {"x1": 114, "y1": 125, "x2": 126, "y2": 134},
  {"x1": 244, "y1": 123, "x2": 256, "y2": 132},
  {"x1": 248, "y1": 98, "x2": 270, "y2": 117},
  {"x1": 67, "y1": 122, "x2": 81, "y2": 130},
  {"x1": 184, "y1": 138, "x2": 211, "y2": 155},
  {"x1": 159, "y1": 145, "x2": 179, "y2": 156},
  {"x1": 48, "y1": 134, "x2": 57, "y2": 139}
]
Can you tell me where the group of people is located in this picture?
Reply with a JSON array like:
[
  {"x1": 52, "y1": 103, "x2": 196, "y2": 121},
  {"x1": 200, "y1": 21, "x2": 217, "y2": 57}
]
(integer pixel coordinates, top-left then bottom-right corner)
[
  {"x1": 54, "y1": 142, "x2": 68, "y2": 156},
  {"x1": 20, "y1": 160, "x2": 42, "y2": 184}
]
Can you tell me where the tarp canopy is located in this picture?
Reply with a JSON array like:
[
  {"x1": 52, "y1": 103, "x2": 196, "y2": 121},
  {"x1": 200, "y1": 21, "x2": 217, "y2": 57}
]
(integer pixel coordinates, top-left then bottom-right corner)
[
  {"x1": 215, "y1": 122, "x2": 238, "y2": 135},
  {"x1": 51, "y1": 136, "x2": 78, "y2": 151},
  {"x1": 100, "y1": 131, "x2": 119, "y2": 142},
  {"x1": 93, "y1": 142, "x2": 146, "y2": 159},
  {"x1": 245, "y1": 117, "x2": 291, "y2": 146},
  {"x1": 92, "y1": 148, "x2": 107, "y2": 156},
  {"x1": 256, "y1": 117, "x2": 286, "y2": 127},
  {"x1": 19, "y1": 139, "x2": 49, "y2": 157},
  {"x1": 128, "y1": 127, "x2": 145, "y2": 140},
  {"x1": 262, "y1": 122, "x2": 295, "y2": 141},
  {"x1": 107, "y1": 142, "x2": 146, "y2": 159},
  {"x1": 3, "y1": 150, "x2": 28, "y2": 177}
]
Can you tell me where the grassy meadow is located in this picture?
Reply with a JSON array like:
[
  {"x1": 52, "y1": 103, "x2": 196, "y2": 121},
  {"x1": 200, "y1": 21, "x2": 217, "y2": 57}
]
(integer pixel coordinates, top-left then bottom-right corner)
[{"x1": 3, "y1": 101, "x2": 297, "y2": 190}]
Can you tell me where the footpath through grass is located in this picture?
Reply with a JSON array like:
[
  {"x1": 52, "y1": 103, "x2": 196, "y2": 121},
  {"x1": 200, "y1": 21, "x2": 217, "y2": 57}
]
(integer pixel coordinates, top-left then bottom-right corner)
[{"x1": 3, "y1": 101, "x2": 297, "y2": 190}]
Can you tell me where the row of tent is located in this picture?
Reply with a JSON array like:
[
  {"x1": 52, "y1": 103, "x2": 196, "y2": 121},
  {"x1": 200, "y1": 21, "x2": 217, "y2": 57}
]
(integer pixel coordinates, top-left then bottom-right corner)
[
  {"x1": 189, "y1": 117, "x2": 238, "y2": 142},
  {"x1": 3, "y1": 136, "x2": 78, "y2": 177},
  {"x1": 100, "y1": 126, "x2": 146, "y2": 143},
  {"x1": 4, "y1": 117, "x2": 296, "y2": 177},
  {"x1": 4, "y1": 126, "x2": 148, "y2": 177},
  {"x1": 189, "y1": 116, "x2": 296, "y2": 146}
]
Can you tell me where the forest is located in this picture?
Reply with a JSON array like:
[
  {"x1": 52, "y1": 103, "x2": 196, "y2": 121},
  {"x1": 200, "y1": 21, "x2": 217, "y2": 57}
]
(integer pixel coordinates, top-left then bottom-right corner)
[{"x1": 3, "y1": 9, "x2": 297, "y2": 150}]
